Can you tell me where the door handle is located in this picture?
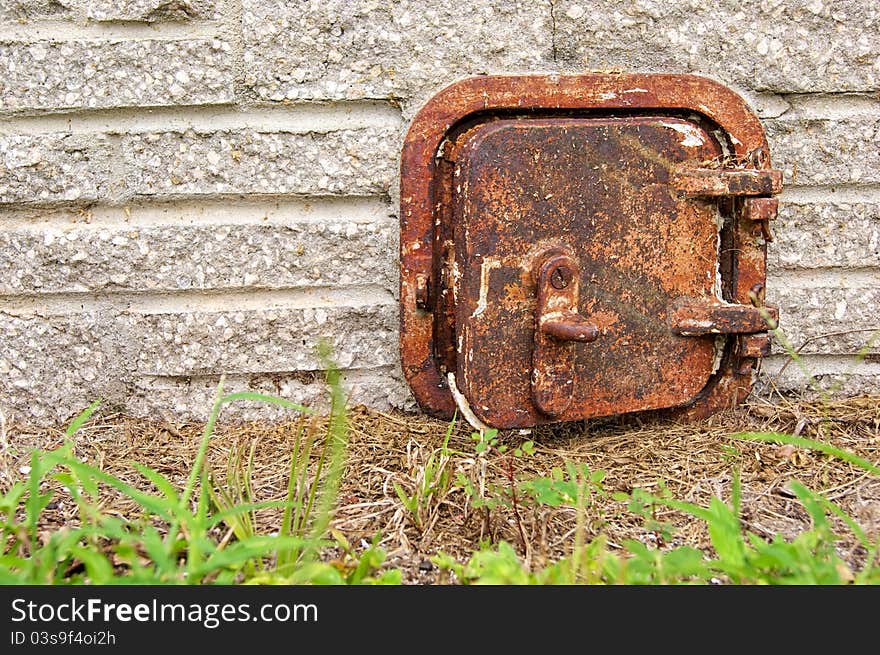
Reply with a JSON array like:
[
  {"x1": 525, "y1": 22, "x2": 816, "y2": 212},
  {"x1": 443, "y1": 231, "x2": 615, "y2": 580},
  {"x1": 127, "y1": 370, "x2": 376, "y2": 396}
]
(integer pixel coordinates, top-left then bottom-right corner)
[{"x1": 532, "y1": 252, "x2": 599, "y2": 416}]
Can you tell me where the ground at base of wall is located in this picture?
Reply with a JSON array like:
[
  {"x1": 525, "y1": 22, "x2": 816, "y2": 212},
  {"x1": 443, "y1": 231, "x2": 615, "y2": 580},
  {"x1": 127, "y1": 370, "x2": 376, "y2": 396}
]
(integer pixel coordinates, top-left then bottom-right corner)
[{"x1": 3, "y1": 396, "x2": 879, "y2": 584}]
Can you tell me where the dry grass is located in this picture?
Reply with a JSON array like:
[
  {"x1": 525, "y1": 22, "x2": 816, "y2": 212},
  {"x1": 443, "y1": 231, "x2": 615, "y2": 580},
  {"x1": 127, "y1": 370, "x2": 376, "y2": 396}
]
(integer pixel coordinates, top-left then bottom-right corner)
[{"x1": 3, "y1": 394, "x2": 879, "y2": 584}]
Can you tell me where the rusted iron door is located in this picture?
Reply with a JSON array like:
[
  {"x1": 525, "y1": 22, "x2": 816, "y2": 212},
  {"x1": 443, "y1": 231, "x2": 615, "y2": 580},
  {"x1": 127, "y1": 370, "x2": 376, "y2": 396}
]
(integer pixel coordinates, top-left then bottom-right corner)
[{"x1": 400, "y1": 75, "x2": 780, "y2": 429}]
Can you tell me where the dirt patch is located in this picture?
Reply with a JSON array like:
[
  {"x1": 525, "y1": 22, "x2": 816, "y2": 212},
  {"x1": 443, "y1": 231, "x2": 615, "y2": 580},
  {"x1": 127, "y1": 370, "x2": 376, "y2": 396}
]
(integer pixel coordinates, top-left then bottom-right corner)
[{"x1": 3, "y1": 395, "x2": 879, "y2": 584}]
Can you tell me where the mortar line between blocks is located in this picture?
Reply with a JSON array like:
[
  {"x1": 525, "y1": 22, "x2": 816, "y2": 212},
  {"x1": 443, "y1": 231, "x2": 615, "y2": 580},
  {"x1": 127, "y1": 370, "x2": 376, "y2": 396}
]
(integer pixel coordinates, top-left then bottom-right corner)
[
  {"x1": 763, "y1": 354, "x2": 880, "y2": 375},
  {"x1": 0, "y1": 196, "x2": 395, "y2": 228},
  {"x1": 768, "y1": 268, "x2": 880, "y2": 289},
  {"x1": 0, "y1": 19, "x2": 222, "y2": 41},
  {"x1": 138, "y1": 364, "x2": 399, "y2": 384},
  {"x1": 0, "y1": 101, "x2": 403, "y2": 135},
  {"x1": 0, "y1": 286, "x2": 398, "y2": 316},
  {"x1": 775, "y1": 93, "x2": 880, "y2": 120},
  {"x1": 780, "y1": 185, "x2": 880, "y2": 204}
]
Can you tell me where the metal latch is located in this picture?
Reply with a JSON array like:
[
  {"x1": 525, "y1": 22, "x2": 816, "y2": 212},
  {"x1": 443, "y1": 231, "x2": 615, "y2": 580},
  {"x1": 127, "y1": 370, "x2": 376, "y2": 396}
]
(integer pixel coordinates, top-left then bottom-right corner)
[
  {"x1": 532, "y1": 252, "x2": 599, "y2": 416},
  {"x1": 743, "y1": 196, "x2": 779, "y2": 242},
  {"x1": 672, "y1": 167, "x2": 782, "y2": 197},
  {"x1": 674, "y1": 166, "x2": 781, "y2": 241},
  {"x1": 669, "y1": 299, "x2": 779, "y2": 336}
]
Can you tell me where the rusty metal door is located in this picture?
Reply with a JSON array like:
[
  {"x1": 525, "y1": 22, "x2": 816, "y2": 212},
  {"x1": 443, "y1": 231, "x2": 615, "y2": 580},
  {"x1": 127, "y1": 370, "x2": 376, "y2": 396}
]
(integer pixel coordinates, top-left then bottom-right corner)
[{"x1": 400, "y1": 75, "x2": 780, "y2": 429}]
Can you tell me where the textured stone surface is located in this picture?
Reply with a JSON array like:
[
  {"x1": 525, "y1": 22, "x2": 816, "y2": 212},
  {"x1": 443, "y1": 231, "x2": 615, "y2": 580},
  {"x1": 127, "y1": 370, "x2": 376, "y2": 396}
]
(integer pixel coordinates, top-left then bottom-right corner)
[
  {"x1": 0, "y1": 304, "x2": 403, "y2": 423},
  {"x1": 766, "y1": 116, "x2": 880, "y2": 186},
  {"x1": 767, "y1": 281, "x2": 880, "y2": 354},
  {"x1": 769, "y1": 201, "x2": 880, "y2": 271},
  {"x1": 757, "y1": 356, "x2": 880, "y2": 399},
  {"x1": 134, "y1": 304, "x2": 398, "y2": 375},
  {"x1": 0, "y1": 219, "x2": 397, "y2": 294},
  {"x1": 0, "y1": 0, "x2": 216, "y2": 23},
  {"x1": 123, "y1": 127, "x2": 398, "y2": 197},
  {"x1": 0, "y1": 0, "x2": 80, "y2": 21},
  {"x1": 0, "y1": 134, "x2": 109, "y2": 204},
  {"x1": 126, "y1": 367, "x2": 415, "y2": 423},
  {"x1": 0, "y1": 39, "x2": 234, "y2": 112},
  {"x1": 554, "y1": 0, "x2": 880, "y2": 94},
  {"x1": 241, "y1": 0, "x2": 550, "y2": 110},
  {"x1": 0, "y1": 310, "x2": 129, "y2": 424},
  {"x1": 87, "y1": 0, "x2": 217, "y2": 22},
  {"x1": 1, "y1": 126, "x2": 398, "y2": 205}
]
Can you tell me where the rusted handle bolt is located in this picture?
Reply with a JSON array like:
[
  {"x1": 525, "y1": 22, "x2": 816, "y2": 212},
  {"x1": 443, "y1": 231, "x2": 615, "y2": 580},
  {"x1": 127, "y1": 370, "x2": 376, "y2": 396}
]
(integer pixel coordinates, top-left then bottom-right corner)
[{"x1": 550, "y1": 265, "x2": 573, "y2": 290}]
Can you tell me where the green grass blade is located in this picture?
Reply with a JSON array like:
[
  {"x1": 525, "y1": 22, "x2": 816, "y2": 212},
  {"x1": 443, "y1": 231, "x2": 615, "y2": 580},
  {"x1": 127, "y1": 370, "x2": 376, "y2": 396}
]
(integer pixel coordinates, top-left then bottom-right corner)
[
  {"x1": 856, "y1": 542, "x2": 880, "y2": 584},
  {"x1": 131, "y1": 462, "x2": 180, "y2": 504},
  {"x1": 166, "y1": 377, "x2": 228, "y2": 553},
  {"x1": 207, "y1": 476, "x2": 249, "y2": 542},
  {"x1": 64, "y1": 400, "x2": 102, "y2": 438},
  {"x1": 0, "y1": 481, "x2": 26, "y2": 516},
  {"x1": 186, "y1": 469, "x2": 212, "y2": 580},
  {"x1": 190, "y1": 536, "x2": 307, "y2": 580},
  {"x1": 788, "y1": 480, "x2": 832, "y2": 531},
  {"x1": 442, "y1": 410, "x2": 457, "y2": 453},
  {"x1": 133, "y1": 525, "x2": 177, "y2": 578},
  {"x1": 731, "y1": 432, "x2": 880, "y2": 476},
  {"x1": 71, "y1": 545, "x2": 115, "y2": 584},
  {"x1": 47, "y1": 455, "x2": 179, "y2": 523},
  {"x1": 207, "y1": 500, "x2": 297, "y2": 529},
  {"x1": 300, "y1": 423, "x2": 331, "y2": 547},
  {"x1": 293, "y1": 428, "x2": 317, "y2": 535},
  {"x1": 705, "y1": 496, "x2": 745, "y2": 570},
  {"x1": 219, "y1": 392, "x2": 312, "y2": 415},
  {"x1": 278, "y1": 419, "x2": 308, "y2": 568},
  {"x1": 25, "y1": 451, "x2": 56, "y2": 547},
  {"x1": 279, "y1": 420, "x2": 303, "y2": 541},
  {"x1": 731, "y1": 467, "x2": 742, "y2": 519},
  {"x1": 182, "y1": 377, "x2": 226, "y2": 511},
  {"x1": 645, "y1": 494, "x2": 716, "y2": 525},
  {"x1": 244, "y1": 438, "x2": 258, "y2": 529},
  {"x1": 816, "y1": 493, "x2": 869, "y2": 549},
  {"x1": 302, "y1": 360, "x2": 349, "y2": 560}
]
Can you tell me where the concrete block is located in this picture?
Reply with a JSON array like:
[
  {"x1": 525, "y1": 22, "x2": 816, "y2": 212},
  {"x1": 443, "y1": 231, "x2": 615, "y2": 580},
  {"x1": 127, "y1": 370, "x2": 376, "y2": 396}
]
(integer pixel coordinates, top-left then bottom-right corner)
[
  {"x1": 0, "y1": 301, "x2": 403, "y2": 424},
  {"x1": 127, "y1": 366, "x2": 415, "y2": 422},
  {"x1": 0, "y1": 208, "x2": 397, "y2": 294},
  {"x1": 0, "y1": 310, "x2": 129, "y2": 424},
  {"x1": 767, "y1": 277, "x2": 880, "y2": 354},
  {"x1": 553, "y1": 0, "x2": 880, "y2": 94},
  {"x1": 122, "y1": 127, "x2": 398, "y2": 197},
  {"x1": 241, "y1": 0, "x2": 551, "y2": 110},
  {"x1": 133, "y1": 303, "x2": 399, "y2": 375},
  {"x1": 770, "y1": 200, "x2": 880, "y2": 271},
  {"x1": 0, "y1": 133, "x2": 110, "y2": 204},
  {"x1": 0, "y1": 38, "x2": 234, "y2": 112},
  {"x1": 87, "y1": 0, "x2": 217, "y2": 22},
  {"x1": 0, "y1": 0, "x2": 80, "y2": 22},
  {"x1": 766, "y1": 115, "x2": 880, "y2": 186},
  {"x1": 757, "y1": 355, "x2": 880, "y2": 399}
]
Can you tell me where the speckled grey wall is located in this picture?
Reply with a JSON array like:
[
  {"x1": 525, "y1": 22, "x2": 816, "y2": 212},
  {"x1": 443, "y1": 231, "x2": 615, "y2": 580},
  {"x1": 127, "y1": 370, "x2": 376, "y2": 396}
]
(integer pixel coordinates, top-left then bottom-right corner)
[{"x1": 0, "y1": 0, "x2": 878, "y2": 425}]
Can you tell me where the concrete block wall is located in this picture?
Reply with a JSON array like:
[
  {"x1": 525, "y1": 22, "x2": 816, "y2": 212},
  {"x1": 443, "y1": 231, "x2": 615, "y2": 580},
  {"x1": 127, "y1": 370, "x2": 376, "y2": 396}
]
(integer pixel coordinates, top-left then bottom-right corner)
[{"x1": 1, "y1": 0, "x2": 878, "y2": 425}]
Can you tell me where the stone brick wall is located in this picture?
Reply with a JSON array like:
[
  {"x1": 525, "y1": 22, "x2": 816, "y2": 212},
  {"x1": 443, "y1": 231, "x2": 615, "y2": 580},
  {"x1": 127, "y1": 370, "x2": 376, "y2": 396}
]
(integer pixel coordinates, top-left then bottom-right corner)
[{"x1": 1, "y1": 0, "x2": 878, "y2": 425}]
